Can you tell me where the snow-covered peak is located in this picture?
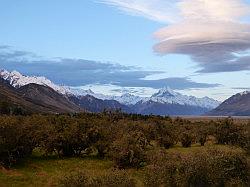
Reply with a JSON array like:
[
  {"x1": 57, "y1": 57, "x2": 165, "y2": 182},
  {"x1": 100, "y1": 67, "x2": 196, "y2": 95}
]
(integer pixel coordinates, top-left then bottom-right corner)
[
  {"x1": 10, "y1": 70, "x2": 22, "y2": 77},
  {"x1": 152, "y1": 87, "x2": 179, "y2": 97},
  {"x1": 149, "y1": 87, "x2": 220, "y2": 109},
  {"x1": 240, "y1": 91, "x2": 250, "y2": 96},
  {"x1": 111, "y1": 93, "x2": 143, "y2": 105},
  {"x1": 69, "y1": 88, "x2": 95, "y2": 96},
  {"x1": 0, "y1": 69, "x2": 71, "y2": 95},
  {"x1": 0, "y1": 69, "x2": 9, "y2": 79}
]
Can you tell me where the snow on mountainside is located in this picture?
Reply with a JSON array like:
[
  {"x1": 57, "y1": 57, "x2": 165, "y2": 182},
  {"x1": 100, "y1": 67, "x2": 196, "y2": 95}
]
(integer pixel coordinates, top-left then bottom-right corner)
[
  {"x1": 70, "y1": 89, "x2": 142, "y2": 105},
  {"x1": 148, "y1": 87, "x2": 220, "y2": 109},
  {"x1": 111, "y1": 93, "x2": 143, "y2": 105},
  {"x1": 0, "y1": 69, "x2": 71, "y2": 95},
  {"x1": 69, "y1": 87, "x2": 112, "y2": 101},
  {"x1": 71, "y1": 87, "x2": 220, "y2": 109},
  {"x1": 240, "y1": 91, "x2": 250, "y2": 96},
  {"x1": 0, "y1": 69, "x2": 220, "y2": 109},
  {"x1": 69, "y1": 87, "x2": 95, "y2": 96}
]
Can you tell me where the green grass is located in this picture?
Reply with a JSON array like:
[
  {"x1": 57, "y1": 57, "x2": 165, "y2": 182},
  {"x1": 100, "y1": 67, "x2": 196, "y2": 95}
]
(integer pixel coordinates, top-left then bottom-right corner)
[
  {"x1": 0, "y1": 152, "x2": 113, "y2": 187},
  {"x1": 0, "y1": 145, "x2": 248, "y2": 187}
]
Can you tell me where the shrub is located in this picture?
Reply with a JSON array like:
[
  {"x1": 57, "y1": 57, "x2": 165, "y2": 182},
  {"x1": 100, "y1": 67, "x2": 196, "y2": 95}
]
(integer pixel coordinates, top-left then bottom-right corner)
[
  {"x1": 194, "y1": 122, "x2": 209, "y2": 146},
  {"x1": 199, "y1": 135, "x2": 207, "y2": 146},
  {"x1": 152, "y1": 121, "x2": 176, "y2": 149},
  {"x1": 144, "y1": 146, "x2": 248, "y2": 187},
  {"x1": 59, "y1": 170, "x2": 90, "y2": 187},
  {"x1": 159, "y1": 135, "x2": 175, "y2": 149},
  {"x1": 59, "y1": 169, "x2": 136, "y2": 187},
  {"x1": 181, "y1": 133, "x2": 193, "y2": 148},
  {"x1": 109, "y1": 130, "x2": 148, "y2": 169},
  {"x1": 40, "y1": 116, "x2": 101, "y2": 157},
  {"x1": 0, "y1": 116, "x2": 35, "y2": 168},
  {"x1": 94, "y1": 122, "x2": 119, "y2": 159},
  {"x1": 215, "y1": 118, "x2": 248, "y2": 147},
  {"x1": 96, "y1": 170, "x2": 136, "y2": 187}
]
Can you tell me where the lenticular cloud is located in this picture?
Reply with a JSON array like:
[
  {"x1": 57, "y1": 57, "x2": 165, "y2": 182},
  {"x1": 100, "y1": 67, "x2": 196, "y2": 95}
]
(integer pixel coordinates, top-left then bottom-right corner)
[
  {"x1": 154, "y1": 20, "x2": 250, "y2": 72},
  {"x1": 102, "y1": 0, "x2": 250, "y2": 73},
  {"x1": 153, "y1": 0, "x2": 250, "y2": 73}
]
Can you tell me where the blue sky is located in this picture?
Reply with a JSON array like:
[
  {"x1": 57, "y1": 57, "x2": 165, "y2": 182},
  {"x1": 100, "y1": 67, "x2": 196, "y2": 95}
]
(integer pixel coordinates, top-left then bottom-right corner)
[{"x1": 1, "y1": 0, "x2": 250, "y2": 101}]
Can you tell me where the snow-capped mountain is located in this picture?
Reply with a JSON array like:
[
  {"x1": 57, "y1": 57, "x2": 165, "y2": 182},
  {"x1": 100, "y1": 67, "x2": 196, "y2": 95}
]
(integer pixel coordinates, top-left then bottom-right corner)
[
  {"x1": 148, "y1": 87, "x2": 220, "y2": 109},
  {"x1": 69, "y1": 87, "x2": 95, "y2": 96},
  {"x1": 69, "y1": 87, "x2": 143, "y2": 105},
  {"x1": 152, "y1": 87, "x2": 179, "y2": 98},
  {"x1": 73, "y1": 87, "x2": 220, "y2": 109},
  {"x1": 0, "y1": 69, "x2": 71, "y2": 95},
  {"x1": 240, "y1": 91, "x2": 250, "y2": 96},
  {"x1": 111, "y1": 93, "x2": 144, "y2": 105},
  {"x1": 0, "y1": 69, "x2": 220, "y2": 111},
  {"x1": 69, "y1": 87, "x2": 113, "y2": 100}
]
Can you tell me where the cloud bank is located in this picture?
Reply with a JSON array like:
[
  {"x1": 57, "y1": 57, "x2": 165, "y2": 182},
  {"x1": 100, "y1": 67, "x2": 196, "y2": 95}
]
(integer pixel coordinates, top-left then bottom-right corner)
[
  {"x1": 0, "y1": 46, "x2": 218, "y2": 90},
  {"x1": 102, "y1": 0, "x2": 250, "y2": 73}
]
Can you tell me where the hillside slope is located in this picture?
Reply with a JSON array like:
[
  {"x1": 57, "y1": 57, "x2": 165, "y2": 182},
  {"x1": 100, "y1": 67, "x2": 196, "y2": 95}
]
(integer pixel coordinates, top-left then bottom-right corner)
[
  {"x1": 18, "y1": 83, "x2": 82, "y2": 113},
  {"x1": 208, "y1": 91, "x2": 250, "y2": 116},
  {"x1": 0, "y1": 78, "x2": 81, "y2": 114},
  {"x1": 68, "y1": 95, "x2": 130, "y2": 113}
]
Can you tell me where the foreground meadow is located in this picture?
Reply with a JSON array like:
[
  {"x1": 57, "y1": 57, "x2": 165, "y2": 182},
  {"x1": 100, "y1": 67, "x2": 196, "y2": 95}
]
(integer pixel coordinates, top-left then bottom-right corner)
[{"x1": 1, "y1": 113, "x2": 250, "y2": 186}]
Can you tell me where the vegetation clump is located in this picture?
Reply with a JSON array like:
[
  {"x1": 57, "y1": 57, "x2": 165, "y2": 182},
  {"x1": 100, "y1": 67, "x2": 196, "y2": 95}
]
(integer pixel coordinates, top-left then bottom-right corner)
[
  {"x1": 59, "y1": 169, "x2": 136, "y2": 187},
  {"x1": 144, "y1": 146, "x2": 248, "y2": 187}
]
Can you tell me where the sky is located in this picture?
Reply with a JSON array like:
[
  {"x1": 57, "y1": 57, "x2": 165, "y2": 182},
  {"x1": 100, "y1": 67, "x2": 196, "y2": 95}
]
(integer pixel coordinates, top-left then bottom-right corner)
[{"x1": 0, "y1": 0, "x2": 250, "y2": 101}]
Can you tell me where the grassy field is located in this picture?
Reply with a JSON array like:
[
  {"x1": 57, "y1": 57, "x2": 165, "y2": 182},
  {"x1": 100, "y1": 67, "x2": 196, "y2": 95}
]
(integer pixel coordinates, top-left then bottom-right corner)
[
  {"x1": 0, "y1": 145, "x2": 245, "y2": 187},
  {"x1": 0, "y1": 152, "x2": 113, "y2": 187}
]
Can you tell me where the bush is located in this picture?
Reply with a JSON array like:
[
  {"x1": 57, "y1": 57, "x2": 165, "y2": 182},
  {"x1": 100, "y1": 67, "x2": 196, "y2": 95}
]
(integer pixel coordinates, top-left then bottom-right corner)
[
  {"x1": 109, "y1": 130, "x2": 148, "y2": 169},
  {"x1": 0, "y1": 116, "x2": 35, "y2": 167},
  {"x1": 199, "y1": 135, "x2": 207, "y2": 146},
  {"x1": 40, "y1": 116, "x2": 101, "y2": 157},
  {"x1": 94, "y1": 122, "x2": 118, "y2": 158},
  {"x1": 159, "y1": 135, "x2": 175, "y2": 149},
  {"x1": 215, "y1": 118, "x2": 248, "y2": 147},
  {"x1": 194, "y1": 122, "x2": 209, "y2": 146},
  {"x1": 181, "y1": 133, "x2": 193, "y2": 148},
  {"x1": 144, "y1": 146, "x2": 249, "y2": 187},
  {"x1": 59, "y1": 169, "x2": 136, "y2": 187},
  {"x1": 152, "y1": 121, "x2": 176, "y2": 149}
]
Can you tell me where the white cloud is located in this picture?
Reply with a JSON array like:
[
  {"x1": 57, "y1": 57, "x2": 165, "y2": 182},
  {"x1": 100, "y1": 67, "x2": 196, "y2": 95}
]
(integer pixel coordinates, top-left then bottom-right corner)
[
  {"x1": 100, "y1": 0, "x2": 180, "y2": 23},
  {"x1": 178, "y1": 0, "x2": 250, "y2": 22},
  {"x1": 101, "y1": 0, "x2": 250, "y2": 73},
  {"x1": 101, "y1": 0, "x2": 250, "y2": 23}
]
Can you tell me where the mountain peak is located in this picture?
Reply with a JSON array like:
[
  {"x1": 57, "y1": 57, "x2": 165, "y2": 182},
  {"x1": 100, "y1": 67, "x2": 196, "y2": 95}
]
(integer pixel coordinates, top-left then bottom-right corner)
[
  {"x1": 152, "y1": 87, "x2": 178, "y2": 97},
  {"x1": 240, "y1": 91, "x2": 250, "y2": 96},
  {"x1": 10, "y1": 70, "x2": 22, "y2": 77},
  {"x1": 0, "y1": 69, "x2": 9, "y2": 75},
  {"x1": 149, "y1": 86, "x2": 220, "y2": 109}
]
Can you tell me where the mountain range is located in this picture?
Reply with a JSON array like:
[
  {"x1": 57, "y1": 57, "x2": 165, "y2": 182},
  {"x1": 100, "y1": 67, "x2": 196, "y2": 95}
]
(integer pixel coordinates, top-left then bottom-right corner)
[{"x1": 5, "y1": 69, "x2": 250, "y2": 116}]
